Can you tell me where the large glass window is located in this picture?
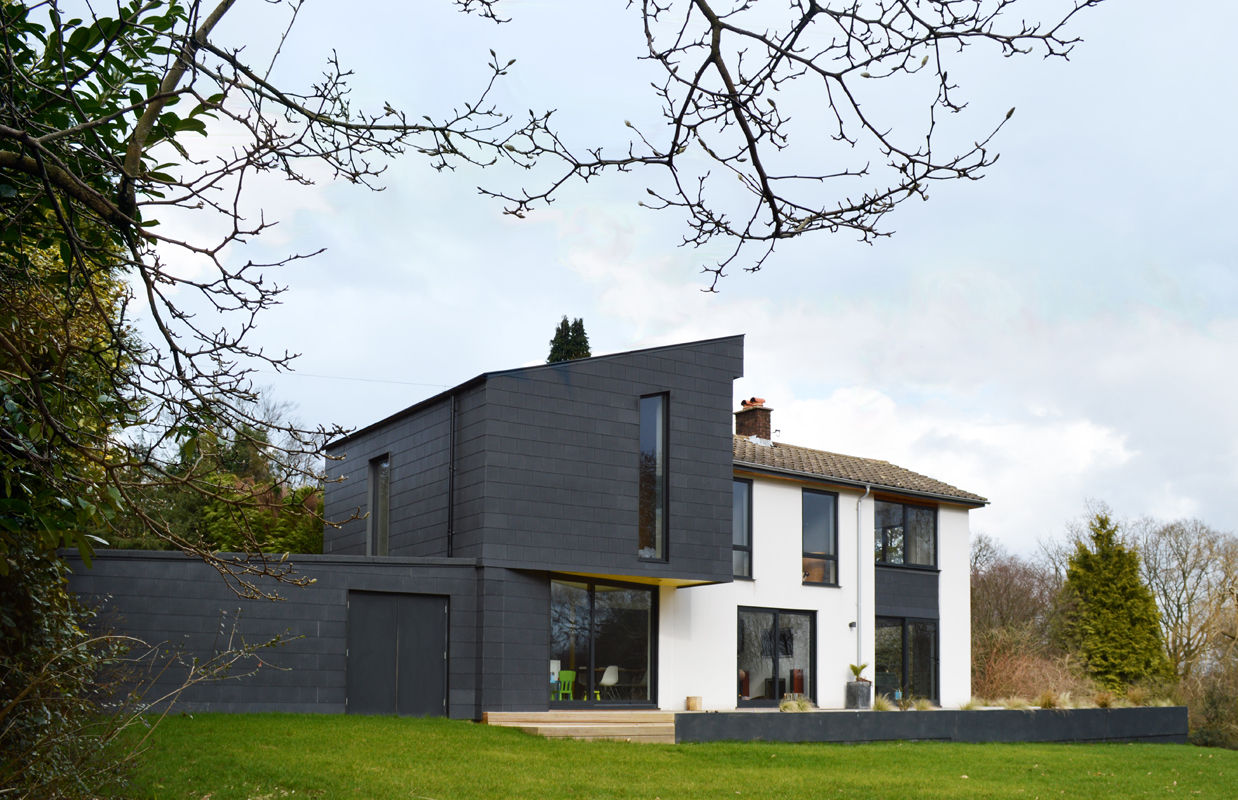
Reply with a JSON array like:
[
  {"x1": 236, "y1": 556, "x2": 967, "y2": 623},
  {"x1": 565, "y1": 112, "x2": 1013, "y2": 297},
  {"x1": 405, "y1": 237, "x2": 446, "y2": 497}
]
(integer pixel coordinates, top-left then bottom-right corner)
[
  {"x1": 733, "y1": 478, "x2": 752, "y2": 578},
  {"x1": 638, "y1": 394, "x2": 668, "y2": 560},
  {"x1": 737, "y1": 607, "x2": 814, "y2": 705},
  {"x1": 802, "y1": 489, "x2": 838, "y2": 585},
  {"x1": 874, "y1": 617, "x2": 938, "y2": 702},
  {"x1": 368, "y1": 454, "x2": 390, "y2": 556},
  {"x1": 550, "y1": 579, "x2": 654, "y2": 704},
  {"x1": 874, "y1": 500, "x2": 936, "y2": 567}
]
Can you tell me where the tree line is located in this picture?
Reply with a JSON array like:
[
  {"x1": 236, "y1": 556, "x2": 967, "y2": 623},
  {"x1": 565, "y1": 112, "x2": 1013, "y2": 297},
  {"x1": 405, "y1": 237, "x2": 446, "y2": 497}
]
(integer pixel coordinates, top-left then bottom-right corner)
[{"x1": 972, "y1": 508, "x2": 1238, "y2": 747}]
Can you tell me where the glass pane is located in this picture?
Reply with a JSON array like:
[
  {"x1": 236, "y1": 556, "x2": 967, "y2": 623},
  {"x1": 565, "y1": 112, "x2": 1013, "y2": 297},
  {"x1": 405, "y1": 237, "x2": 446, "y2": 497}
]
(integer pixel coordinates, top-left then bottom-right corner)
[
  {"x1": 550, "y1": 581, "x2": 590, "y2": 702},
  {"x1": 733, "y1": 549, "x2": 751, "y2": 578},
  {"x1": 780, "y1": 612, "x2": 813, "y2": 700},
  {"x1": 802, "y1": 491, "x2": 835, "y2": 555},
  {"x1": 874, "y1": 618, "x2": 903, "y2": 700},
  {"x1": 592, "y1": 585, "x2": 653, "y2": 703},
  {"x1": 802, "y1": 556, "x2": 835, "y2": 584},
  {"x1": 638, "y1": 395, "x2": 666, "y2": 559},
  {"x1": 874, "y1": 501, "x2": 903, "y2": 563},
  {"x1": 737, "y1": 610, "x2": 774, "y2": 701},
  {"x1": 908, "y1": 621, "x2": 937, "y2": 700},
  {"x1": 370, "y1": 456, "x2": 390, "y2": 556},
  {"x1": 732, "y1": 480, "x2": 750, "y2": 548},
  {"x1": 906, "y1": 506, "x2": 935, "y2": 566}
]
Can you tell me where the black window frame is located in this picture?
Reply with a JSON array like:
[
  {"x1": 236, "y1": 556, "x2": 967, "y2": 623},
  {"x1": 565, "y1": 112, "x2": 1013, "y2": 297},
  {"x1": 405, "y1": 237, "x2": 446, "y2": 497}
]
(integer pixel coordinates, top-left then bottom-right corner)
[
  {"x1": 736, "y1": 606, "x2": 817, "y2": 707},
  {"x1": 732, "y1": 478, "x2": 753, "y2": 579},
  {"x1": 874, "y1": 499, "x2": 937, "y2": 568},
  {"x1": 549, "y1": 576, "x2": 659, "y2": 707},
  {"x1": 874, "y1": 616, "x2": 939, "y2": 703},
  {"x1": 367, "y1": 453, "x2": 391, "y2": 556},
  {"x1": 801, "y1": 488, "x2": 839, "y2": 586},
  {"x1": 638, "y1": 392, "x2": 669, "y2": 562}
]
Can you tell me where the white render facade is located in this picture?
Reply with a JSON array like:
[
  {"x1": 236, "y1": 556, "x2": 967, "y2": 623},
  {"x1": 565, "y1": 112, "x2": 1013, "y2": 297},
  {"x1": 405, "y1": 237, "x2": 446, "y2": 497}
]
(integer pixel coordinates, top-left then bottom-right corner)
[{"x1": 657, "y1": 401, "x2": 984, "y2": 712}]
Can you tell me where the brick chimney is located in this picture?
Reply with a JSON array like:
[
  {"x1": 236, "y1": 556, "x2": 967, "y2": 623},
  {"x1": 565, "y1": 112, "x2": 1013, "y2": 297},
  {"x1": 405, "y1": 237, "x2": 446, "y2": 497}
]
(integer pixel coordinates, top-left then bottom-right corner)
[{"x1": 734, "y1": 397, "x2": 772, "y2": 440}]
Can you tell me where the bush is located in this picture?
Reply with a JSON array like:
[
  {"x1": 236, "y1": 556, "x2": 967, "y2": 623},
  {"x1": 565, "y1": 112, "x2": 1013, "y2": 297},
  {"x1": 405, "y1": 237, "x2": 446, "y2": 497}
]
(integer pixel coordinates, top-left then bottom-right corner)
[{"x1": 973, "y1": 626, "x2": 1097, "y2": 701}]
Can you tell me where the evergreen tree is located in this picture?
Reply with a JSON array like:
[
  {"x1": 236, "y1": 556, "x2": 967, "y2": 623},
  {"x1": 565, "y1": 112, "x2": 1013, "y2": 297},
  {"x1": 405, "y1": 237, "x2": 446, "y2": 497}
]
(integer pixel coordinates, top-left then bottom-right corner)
[
  {"x1": 547, "y1": 316, "x2": 591, "y2": 363},
  {"x1": 1060, "y1": 513, "x2": 1172, "y2": 690},
  {"x1": 568, "y1": 317, "x2": 592, "y2": 360}
]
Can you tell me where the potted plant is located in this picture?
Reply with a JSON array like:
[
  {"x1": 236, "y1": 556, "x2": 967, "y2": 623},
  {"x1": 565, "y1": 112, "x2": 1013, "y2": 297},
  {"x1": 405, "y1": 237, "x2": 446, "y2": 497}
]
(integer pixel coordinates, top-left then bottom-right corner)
[{"x1": 845, "y1": 663, "x2": 872, "y2": 710}]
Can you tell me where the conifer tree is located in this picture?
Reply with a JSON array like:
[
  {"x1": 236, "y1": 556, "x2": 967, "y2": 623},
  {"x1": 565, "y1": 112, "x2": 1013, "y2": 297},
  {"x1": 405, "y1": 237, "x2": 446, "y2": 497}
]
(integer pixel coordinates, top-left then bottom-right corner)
[
  {"x1": 547, "y1": 316, "x2": 591, "y2": 363},
  {"x1": 1061, "y1": 513, "x2": 1172, "y2": 690}
]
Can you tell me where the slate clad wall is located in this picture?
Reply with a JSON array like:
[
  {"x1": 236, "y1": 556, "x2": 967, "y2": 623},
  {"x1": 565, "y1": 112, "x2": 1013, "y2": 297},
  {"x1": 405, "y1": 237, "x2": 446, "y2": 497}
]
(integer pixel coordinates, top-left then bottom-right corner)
[
  {"x1": 477, "y1": 335, "x2": 743, "y2": 581},
  {"x1": 323, "y1": 335, "x2": 745, "y2": 583},
  {"x1": 874, "y1": 566, "x2": 939, "y2": 619},
  {"x1": 66, "y1": 551, "x2": 486, "y2": 718}
]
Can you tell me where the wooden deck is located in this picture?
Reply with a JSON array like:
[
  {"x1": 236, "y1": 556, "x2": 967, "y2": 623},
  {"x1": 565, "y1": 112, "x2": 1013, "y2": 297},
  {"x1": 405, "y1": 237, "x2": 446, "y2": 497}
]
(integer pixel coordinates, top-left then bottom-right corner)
[{"x1": 482, "y1": 710, "x2": 677, "y2": 744}]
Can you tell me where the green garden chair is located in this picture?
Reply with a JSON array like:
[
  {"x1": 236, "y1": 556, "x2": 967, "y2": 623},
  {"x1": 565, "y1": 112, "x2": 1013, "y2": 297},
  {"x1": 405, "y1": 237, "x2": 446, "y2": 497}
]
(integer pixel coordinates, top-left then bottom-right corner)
[{"x1": 556, "y1": 669, "x2": 576, "y2": 701}]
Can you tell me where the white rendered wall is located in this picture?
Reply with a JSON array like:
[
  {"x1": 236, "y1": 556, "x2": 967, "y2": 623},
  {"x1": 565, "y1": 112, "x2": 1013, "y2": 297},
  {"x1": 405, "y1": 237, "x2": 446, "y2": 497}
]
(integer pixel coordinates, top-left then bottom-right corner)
[
  {"x1": 659, "y1": 476, "x2": 875, "y2": 710},
  {"x1": 936, "y1": 505, "x2": 972, "y2": 707},
  {"x1": 657, "y1": 474, "x2": 974, "y2": 711}
]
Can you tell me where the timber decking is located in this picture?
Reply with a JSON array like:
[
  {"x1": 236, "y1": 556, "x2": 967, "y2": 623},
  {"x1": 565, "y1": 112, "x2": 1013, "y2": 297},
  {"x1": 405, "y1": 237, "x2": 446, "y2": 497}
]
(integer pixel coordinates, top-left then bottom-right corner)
[{"x1": 482, "y1": 711, "x2": 676, "y2": 744}]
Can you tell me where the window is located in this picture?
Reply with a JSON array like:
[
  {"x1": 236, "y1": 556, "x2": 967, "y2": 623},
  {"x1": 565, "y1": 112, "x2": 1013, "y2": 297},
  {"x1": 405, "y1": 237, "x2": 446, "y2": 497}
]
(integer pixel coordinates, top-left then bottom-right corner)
[
  {"x1": 638, "y1": 393, "x2": 667, "y2": 560},
  {"x1": 874, "y1": 617, "x2": 938, "y2": 702},
  {"x1": 550, "y1": 579, "x2": 655, "y2": 704},
  {"x1": 874, "y1": 500, "x2": 936, "y2": 567},
  {"x1": 737, "y1": 607, "x2": 814, "y2": 705},
  {"x1": 801, "y1": 489, "x2": 838, "y2": 585},
  {"x1": 368, "y1": 454, "x2": 390, "y2": 556},
  {"x1": 732, "y1": 478, "x2": 752, "y2": 578}
]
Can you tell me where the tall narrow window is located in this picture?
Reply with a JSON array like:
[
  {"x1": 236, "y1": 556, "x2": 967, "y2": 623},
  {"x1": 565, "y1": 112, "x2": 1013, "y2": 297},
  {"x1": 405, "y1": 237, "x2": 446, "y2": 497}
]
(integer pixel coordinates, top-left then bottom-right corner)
[
  {"x1": 801, "y1": 489, "x2": 838, "y2": 585},
  {"x1": 874, "y1": 617, "x2": 938, "y2": 702},
  {"x1": 732, "y1": 478, "x2": 753, "y2": 578},
  {"x1": 638, "y1": 394, "x2": 667, "y2": 560},
  {"x1": 368, "y1": 454, "x2": 390, "y2": 556},
  {"x1": 874, "y1": 500, "x2": 936, "y2": 567}
]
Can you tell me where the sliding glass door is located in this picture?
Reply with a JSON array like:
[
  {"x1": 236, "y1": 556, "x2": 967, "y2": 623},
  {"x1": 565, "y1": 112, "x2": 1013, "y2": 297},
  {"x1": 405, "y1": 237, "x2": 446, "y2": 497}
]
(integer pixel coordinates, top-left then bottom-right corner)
[
  {"x1": 550, "y1": 579, "x2": 654, "y2": 704},
  {"x1": 737, "y1": 607, "x2": 815, "y2": 706},
  {"x1": 874, "y1": 617, "x2": 938, "y2": 702}
]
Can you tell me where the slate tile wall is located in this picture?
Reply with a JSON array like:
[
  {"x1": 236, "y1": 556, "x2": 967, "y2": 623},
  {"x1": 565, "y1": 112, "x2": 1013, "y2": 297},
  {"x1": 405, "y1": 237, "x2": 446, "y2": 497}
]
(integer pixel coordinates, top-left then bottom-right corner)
[{"x1": 874, "y1": 565, "x2": 940, "y2": 619}]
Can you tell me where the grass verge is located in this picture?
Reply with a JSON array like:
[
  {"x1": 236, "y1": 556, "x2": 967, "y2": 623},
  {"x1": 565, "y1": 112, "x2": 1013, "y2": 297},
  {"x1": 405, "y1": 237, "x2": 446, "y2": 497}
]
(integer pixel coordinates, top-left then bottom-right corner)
[{"x1": 122, "y1": 713, "x2": 1237, "y2": 799}]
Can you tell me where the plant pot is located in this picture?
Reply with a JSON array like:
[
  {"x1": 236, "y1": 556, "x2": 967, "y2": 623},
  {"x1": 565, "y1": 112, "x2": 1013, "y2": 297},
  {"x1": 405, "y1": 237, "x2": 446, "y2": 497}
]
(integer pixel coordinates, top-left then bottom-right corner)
[{"x1": 845, "y1": 680, "x2": 872, "y2": 710}]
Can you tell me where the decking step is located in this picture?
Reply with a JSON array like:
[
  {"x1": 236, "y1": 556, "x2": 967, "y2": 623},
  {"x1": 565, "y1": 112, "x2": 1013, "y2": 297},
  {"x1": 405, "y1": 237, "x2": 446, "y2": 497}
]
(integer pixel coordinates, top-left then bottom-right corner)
[{"x1": 483, "y1": 711, "x2": 677, "y2": 743}]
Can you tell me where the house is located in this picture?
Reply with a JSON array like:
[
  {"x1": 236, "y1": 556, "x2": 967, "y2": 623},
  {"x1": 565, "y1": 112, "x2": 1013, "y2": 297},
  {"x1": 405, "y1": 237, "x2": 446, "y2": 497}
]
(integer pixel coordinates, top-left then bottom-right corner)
[{"x1": 321, "y1": 334, "x2": 986, "y2": 713}]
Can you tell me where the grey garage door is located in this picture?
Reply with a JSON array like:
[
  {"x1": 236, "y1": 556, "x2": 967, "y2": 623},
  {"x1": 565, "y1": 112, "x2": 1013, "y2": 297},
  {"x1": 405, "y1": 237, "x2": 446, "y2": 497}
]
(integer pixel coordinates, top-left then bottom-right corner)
[{"x1": 346, "y1": 591, "x2": 448, "y2": 716}]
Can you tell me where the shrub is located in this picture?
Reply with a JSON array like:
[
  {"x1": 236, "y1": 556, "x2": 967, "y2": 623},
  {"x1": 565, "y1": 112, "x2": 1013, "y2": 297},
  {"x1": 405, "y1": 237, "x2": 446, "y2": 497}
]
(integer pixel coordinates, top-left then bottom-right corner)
[
  {"x1": 1093, "y1": 691, "x2": 1116, "y2": 708},
  {"x1": 913, "y1": 697, "x2": 935, "y2": 711},
  {"x1": 1036, "y1": 690, "x2": 1061, "y2": 709},
  {"x1": 872, "y1": 694, "x2": 895, "y2": 711}
]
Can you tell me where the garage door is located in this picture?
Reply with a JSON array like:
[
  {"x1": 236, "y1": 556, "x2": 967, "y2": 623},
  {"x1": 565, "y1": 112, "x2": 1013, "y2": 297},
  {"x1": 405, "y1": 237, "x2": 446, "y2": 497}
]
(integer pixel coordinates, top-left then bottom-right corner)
[{"x1": 346, "y1": 592, "x2": 448, "y2": 716}]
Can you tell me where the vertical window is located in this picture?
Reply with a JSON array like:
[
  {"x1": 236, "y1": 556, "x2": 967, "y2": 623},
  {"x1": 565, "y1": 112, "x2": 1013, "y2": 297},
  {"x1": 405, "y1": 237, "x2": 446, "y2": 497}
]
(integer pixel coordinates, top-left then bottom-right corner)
[
  {"x1": 638, "y1": 394, "x2": 667, "y2": 560},
  {"x1": 801, "y1": 489, "x2": 837, "y2": 585},
  {"x1": 368, "y1": 454, "x2": 390, "y2": 556},
  {"x1": 732, "y1": 478, "x2": 752, "y2": 578},
  {"x1": 874, "y1": 500, "x2": 936, "y2": 567}
]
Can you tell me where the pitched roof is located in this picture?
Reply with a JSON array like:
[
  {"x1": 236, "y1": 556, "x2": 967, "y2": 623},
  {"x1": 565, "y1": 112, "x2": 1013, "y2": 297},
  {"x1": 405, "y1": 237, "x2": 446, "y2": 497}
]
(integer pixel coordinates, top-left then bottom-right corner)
[{"x1": 733, "y1": 435, "x2": 987, "y2": 506}]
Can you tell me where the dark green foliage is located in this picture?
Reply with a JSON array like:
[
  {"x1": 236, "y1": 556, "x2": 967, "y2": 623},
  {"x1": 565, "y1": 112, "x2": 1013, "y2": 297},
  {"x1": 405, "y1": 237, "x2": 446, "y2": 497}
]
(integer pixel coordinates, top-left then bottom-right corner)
[
  {"x1": 547, "y1": 316, "x2": 591, "y2": 363},
  {"x1": 1060, "y1": 513, "x2": 1172, "y2": 690}
]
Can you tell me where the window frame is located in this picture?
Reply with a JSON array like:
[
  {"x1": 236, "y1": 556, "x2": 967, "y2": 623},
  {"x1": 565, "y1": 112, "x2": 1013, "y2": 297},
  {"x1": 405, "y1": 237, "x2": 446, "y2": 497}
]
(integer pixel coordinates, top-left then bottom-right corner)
[
  {"x1": 732, "y1": 478, "x2": 753, "y2": 579},
  {"x1": 736, "y1": 606, "x2": 817, "y2": 707},
  {"x1": 637, "y1": 392, "x2": 669, "y2": 561},
  {"x1": 874, "y1": 499, "x2": 938, "y2": 569},
  {"x1": 801, "y1": 488, "x2": 839, "y2": 586},
  {"x1": 874, "y1": 615, "x2": 939, "y2": 703},
  {"x1": 367, "y1": 453, "x2": 391, "y2": 556}
]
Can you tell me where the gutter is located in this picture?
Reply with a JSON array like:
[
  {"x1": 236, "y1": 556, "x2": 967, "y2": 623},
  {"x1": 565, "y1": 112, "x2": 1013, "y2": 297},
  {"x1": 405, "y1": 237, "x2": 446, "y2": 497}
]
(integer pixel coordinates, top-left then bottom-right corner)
[{"x1": 732, "y1": 460, "x2": 988, "y2": 507}]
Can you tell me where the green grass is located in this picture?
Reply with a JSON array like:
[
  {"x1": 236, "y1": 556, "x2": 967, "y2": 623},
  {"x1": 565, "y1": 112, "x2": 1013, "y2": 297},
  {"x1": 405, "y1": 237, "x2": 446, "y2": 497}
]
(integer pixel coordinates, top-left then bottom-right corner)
[{"x1": 121, "y1": 714, "x2": 1238, "y2": 799}]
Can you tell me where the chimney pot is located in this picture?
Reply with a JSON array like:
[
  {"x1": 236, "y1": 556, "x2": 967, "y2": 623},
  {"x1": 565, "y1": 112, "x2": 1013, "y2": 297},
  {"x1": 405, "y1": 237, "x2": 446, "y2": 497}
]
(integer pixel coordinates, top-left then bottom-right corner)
[{"x1": 735, "y1": 397, "x2": 773, "y2": 439}]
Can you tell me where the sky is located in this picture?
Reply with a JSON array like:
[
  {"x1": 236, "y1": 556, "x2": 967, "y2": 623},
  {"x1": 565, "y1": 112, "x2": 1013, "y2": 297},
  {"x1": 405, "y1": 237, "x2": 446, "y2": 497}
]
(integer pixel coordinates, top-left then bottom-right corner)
[{"x1": 146, "y1": 0, "x2": 1238, "y2": 555}]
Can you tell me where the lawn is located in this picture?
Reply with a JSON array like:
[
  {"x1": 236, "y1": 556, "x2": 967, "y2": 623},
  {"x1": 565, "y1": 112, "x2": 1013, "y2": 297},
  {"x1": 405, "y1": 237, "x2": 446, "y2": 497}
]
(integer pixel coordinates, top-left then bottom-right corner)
[{"x1": 122, "y1": 714, "x2": 1236, "y2": 799}]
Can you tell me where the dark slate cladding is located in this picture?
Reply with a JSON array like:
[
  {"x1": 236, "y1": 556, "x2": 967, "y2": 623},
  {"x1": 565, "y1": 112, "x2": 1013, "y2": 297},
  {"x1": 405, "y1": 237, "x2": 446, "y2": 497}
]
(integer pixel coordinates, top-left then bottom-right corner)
[
  {"x1": 64, "y1": 550, "x2": 543, "y2": 719},
  {"x1": 324, "y1": 335, "x2": 745, "y2": 582},
  {"x1": 874, "y1": 565, "x2": 939, "y2": 619}
]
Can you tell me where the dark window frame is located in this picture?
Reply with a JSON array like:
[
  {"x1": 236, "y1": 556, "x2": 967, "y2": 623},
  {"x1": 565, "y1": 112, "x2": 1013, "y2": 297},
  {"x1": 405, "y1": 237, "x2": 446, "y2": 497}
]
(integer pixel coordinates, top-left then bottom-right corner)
[
  {"x1": 367, "y1": 454, "x2": 391, "y2": 556},
  {"x1": 732, "y1": 478, "x2": 753, "y2": 579},
  {"x1": 874, "y1": 615, "x2": 939, "y2": 703},
  {"x1": 549, "y1": 576, "x2": 659, "y2": 707},
  {"x1": 638, "y1": 393, "x2": 669, "y2": 562},
  {"x1": 874, "y1": 499, "x2": 938, "y2": 569},
  {"x1": 801, "y1": 488, "x2": 839, "y2": 586},
  {"x1": 736, "y1": 606, "x2": 817, "y2": 707}
]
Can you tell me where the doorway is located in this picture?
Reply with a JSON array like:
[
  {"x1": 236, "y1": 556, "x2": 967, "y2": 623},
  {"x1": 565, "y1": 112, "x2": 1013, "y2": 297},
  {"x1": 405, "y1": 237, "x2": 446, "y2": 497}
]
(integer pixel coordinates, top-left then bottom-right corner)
[{"x1": 346, "y1": 591, "x2": 448, "y2": 716}]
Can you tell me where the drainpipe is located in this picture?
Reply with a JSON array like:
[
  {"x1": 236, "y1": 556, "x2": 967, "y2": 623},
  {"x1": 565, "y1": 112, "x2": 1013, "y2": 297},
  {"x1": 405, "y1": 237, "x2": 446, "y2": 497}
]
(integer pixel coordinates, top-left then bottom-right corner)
[
  {"x1": 856, "y1": 484, "x2": 871, "y2": 669},
  {"x1": 447, "y1": 392, "x2": 456, "y2": 557}
]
